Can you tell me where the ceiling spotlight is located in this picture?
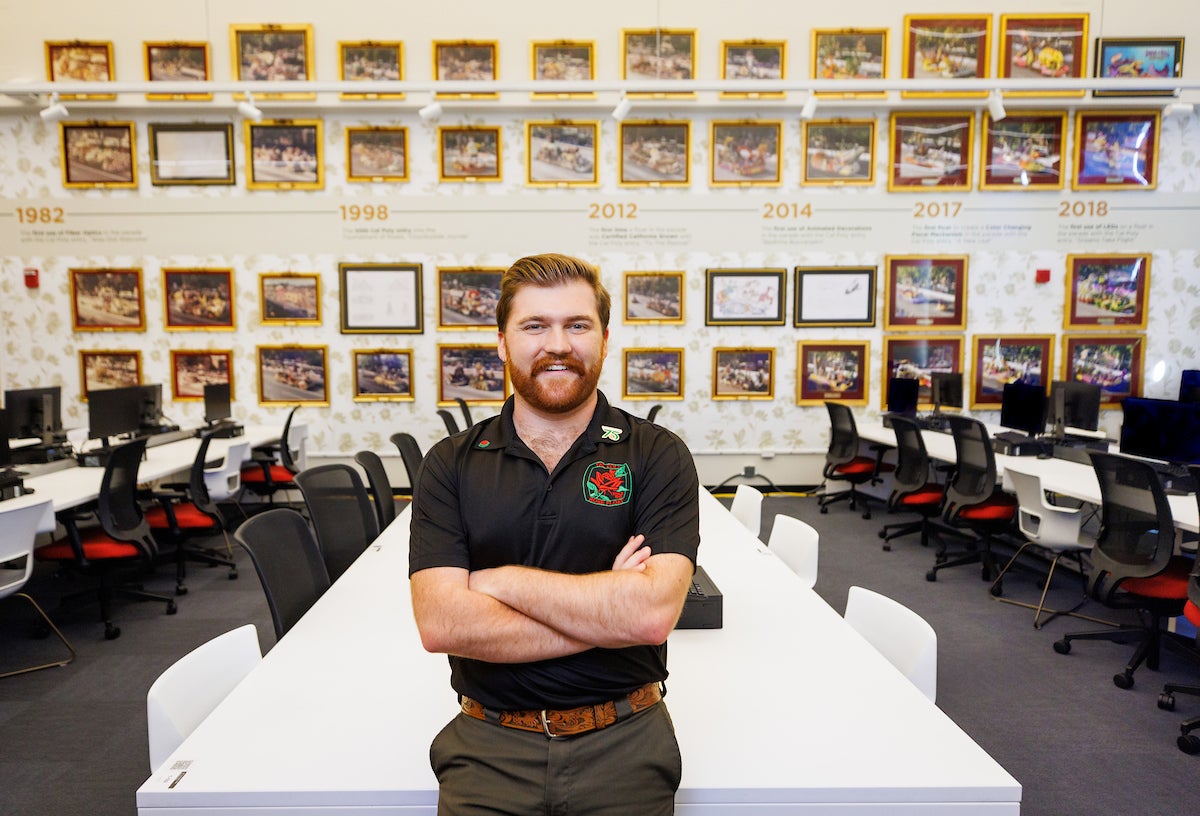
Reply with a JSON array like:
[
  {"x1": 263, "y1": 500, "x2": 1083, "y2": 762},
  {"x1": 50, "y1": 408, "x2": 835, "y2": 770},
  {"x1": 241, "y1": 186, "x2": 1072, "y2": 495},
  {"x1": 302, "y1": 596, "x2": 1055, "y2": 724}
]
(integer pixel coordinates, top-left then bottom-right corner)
[
  {"x1": 418, "y1": 100, "x2": 443, "y2": 122},
  {"x1": 39, "y1": 92, "x2": 69, "y2": 123},
  {"x1": 611, "y1": 93, "x2": 633, "y2": 122},
  {"x1": 986, "y1": 90, "x2": 1007, "y2": 122},
  {"x1": 236, "y1": 91, "x2": 262, "y2": 122},
  {"x1": 799, "y1": 93, "x2": 819, "y2": 121}
]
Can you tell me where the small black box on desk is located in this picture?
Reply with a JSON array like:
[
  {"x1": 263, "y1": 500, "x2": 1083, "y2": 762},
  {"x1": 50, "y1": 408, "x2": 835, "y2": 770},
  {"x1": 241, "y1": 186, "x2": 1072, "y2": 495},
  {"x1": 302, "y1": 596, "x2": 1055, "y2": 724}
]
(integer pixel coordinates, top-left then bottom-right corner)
[{"x1": 675, "y1": 564, "x2": 723, "y2": 630}]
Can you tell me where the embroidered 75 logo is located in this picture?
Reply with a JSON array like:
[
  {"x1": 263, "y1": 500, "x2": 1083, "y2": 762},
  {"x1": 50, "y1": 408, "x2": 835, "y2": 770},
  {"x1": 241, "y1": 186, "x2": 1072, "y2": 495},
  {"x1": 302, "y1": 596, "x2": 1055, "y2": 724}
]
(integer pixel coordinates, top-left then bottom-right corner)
[{"x1": 582, "y1": 462, "x2": 632, "y2": 507}]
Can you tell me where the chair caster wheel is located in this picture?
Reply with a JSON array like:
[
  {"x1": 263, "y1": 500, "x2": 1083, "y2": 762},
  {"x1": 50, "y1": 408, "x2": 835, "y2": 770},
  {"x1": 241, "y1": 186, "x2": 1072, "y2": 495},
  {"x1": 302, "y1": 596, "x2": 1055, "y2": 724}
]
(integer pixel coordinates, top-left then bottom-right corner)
[
  {"x1": 819, "y1": 506, "x2": 829, "y2": 514},
  {"x1": 176, "y1": 585, "x2": 188, "y2": 596},
  {"x1": 861, "y1": 511, "x2": 872, "y2": 520},
  {"x1": 882, "y1": 544, "x2": 892, "y2": 552},
  {"x1": 105, "y1": 624, "x2": 121, "y2": 640},
  {"x1": 1179, "y1": 734, "x2": 1200, "y2": 755},
  {"x1": 878, "y1": 530, "x2": 887, "y2": 539},
  {"x1": 990, "y1": 582, "x2": 1003, "y2": 597},
  {"x1": 228, "y1": 570, "x2": 238, "y2": 580},
  {"x1": 166, "y1": 601, "x2": 178, "y2": 615},
  {"x1": 925, "y1": 570, "x2": 937, "y2": 582},
  {"x1": 1113, "y1": 672, "x2": 1134, "y2": 690},
  {"x1": 1053, "y1": 640, "x2": 1071, "y2": 655},
  {"x1": 1159, "y1": 693, "x2": 1176, "y2": 711}
]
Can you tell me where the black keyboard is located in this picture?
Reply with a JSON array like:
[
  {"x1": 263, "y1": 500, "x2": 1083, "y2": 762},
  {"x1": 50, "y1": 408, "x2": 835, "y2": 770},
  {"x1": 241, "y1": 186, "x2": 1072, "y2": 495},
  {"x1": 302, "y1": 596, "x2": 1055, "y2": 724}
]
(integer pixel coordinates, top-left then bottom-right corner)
[
  {"x1": 687, "y1": 579, "x2": 708, "y2": 600},
  {"x1": 1148, "y1": 461, "x2": 1197, "y2": 495},
  {"x1": 914, "y1": 413, "x2": 952, "y2": 432}
]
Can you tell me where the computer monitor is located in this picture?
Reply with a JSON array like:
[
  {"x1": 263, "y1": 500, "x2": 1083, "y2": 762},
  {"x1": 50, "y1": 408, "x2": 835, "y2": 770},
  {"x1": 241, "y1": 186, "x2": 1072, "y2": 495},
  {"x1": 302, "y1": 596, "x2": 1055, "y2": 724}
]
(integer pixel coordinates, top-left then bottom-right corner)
[
  {"x1": 137, "y1": 383, "x2": 164, "y2": 429},
  {"x1": 0, "y1": 410, "x2": 12, "y2": 468},
  {"x1": 3, "y1": 386, "x2": 63, "y2": 442},
  {"x1": 1180, "y1": 369, "x2": 1200, "y2": 404},
  {"x1": 1120, "y1": 397, "x2": 1200, "y2": 465},
  {"x1": 203, "y1": 382, "x2": 232, "y2": 424},
  {"x1": 88, "y1": 385, "x2": 145, "y2": 443},
  {"x1": 929, "y1": 372, "x2": 963, "y2": 413},
  {"x1": 886, "y1": 377, "x2": 920, "y2": 416},
  {"x1": 1049, "y1": 380, "x2": 1102, "y2": 434},
  {"x1": 999, "y1": 381, "x2": 1048, "y2": 437}
]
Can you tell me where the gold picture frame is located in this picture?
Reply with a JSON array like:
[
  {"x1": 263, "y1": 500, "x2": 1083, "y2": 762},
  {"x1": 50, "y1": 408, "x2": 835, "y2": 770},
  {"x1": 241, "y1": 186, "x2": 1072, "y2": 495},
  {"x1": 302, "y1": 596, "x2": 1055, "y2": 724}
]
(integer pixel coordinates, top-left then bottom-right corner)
[
  {"x1": 353, "y1": 349, "x2": 414, "y2": 402},
  {"x1": 79, "y1": 350, "x2": 142, "y2": 399},
  {"x1": 259, "y1": 272, "x2": 321, "y2": 326},
  {"x1": 257, "y1": 345, "x2": 329, "y2": 406},
  {"x1": 230, "y1": 23, "x2": 315, "y2": 99},
  {"x1": 437, "y1": 344, "x2": 509, "y2": 406},
  {"x1": 531, "y1": 40, "x2": 595, "y2": 98},
  {"x1": 901, "y1": 14, "x2": 992, "y2": 98},
  {"x1": 163, "y1": 268, "x2": 235, "y2": 331},
  {"x1": 144, "y1": 41, "x2": 211, "y2": 100},
  {"x1": 149, "y1": 123, "x2": 235, "y2": 186},
  {"x1": 526, "y1": 121, "x2": 598, "y2": 187},
  {"x1": 170, "y1": 349, "x2": 234, "y2": 401},
  {"x1": 710, "y1": 120, "x2": 782, "y2": 187},
  {"x1": 45, "y1": 40, "x2": 115, "y2": 99},
  {"x1": 811, "y1": 29, "x2": 888, "y2": 97},
  {"x1": 618, "y1": 120, "x2": 690, "y2": 187},
  {"x1": 997, "y1": 13, "x2": 1089, "y2": 97},
  {"x1": 346, "y1": 126, "x2": 409, "y2": 183},
  {"x1": 624, "y1": 271, "x2": 685, "y2": 324},
  {"x1": 621, "y1": 29, "x2": 696, "y2": 96},
  {"x1": 797, "y1": 340, "x2": 870, "y2": 406},
  {"x1": 438, "y1": 126, "x2": 502, "y2": 182},
  {"x1": 70, "y1": 268, "x2": 145, "y2": 332},
  {"x1": 888, "y1": 112, "x2": 975, "y2": 192},
  {"x1": 60, "y1": 122, "x2": 137, "y2": 189},
  {"x1": 245, "y1": 119, "x2": 324, "y2": 190},
  {"x1": 720, "y1": 40, "x2": 786, "y2": 98},
  {"x1": 433, "y1": 40, "x2": 498, "y2": 98},
  {"x1": 339, "y1": 40, "x2": 403, "y2": 99},
  {"x1": 623, "y1": 348, "x2": 685, "y2": 401},
  {"x1": 801, "y1": 119, "x2": 877, "y2": 185},
  {"x1": 713, "y1": 348, "x2": 774, "y2": 401}
]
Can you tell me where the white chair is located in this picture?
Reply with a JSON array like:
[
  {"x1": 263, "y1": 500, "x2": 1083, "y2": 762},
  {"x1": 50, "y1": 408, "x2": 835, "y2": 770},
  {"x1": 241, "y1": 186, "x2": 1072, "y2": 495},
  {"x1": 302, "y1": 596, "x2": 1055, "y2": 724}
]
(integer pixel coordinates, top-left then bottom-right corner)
[
  {"x1": 844, "y1": 586, "x2": 937, "y2": 703},
  {"x1": 146, "y1": 623, "x2": 262, "y2": 772},
  {"x1": 767, "y1": 514, "x2": 819, "y2": 588},
  {"x1": 0, "y1": 499, "x2": 75, "y2": 679},
  {"x1": 730, "y1": 483, "x2": 764, "y2": 539},
  {"x1": 204, "y1": 440, "x2": 251, "y2": 501}
]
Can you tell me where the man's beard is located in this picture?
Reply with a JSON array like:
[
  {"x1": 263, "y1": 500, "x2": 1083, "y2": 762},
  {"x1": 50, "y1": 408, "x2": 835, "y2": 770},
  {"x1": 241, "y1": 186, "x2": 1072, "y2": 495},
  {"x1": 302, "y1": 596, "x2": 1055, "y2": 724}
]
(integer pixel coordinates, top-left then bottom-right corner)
[{"x1": 508, "y1": 354, "x2": 602, "y2": 413}]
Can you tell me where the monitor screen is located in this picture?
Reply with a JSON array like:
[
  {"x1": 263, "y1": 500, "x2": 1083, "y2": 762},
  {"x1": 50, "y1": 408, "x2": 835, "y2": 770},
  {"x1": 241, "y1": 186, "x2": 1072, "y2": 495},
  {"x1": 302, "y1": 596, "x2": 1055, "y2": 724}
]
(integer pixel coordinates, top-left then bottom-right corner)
[
  {"x1": 1120, "y1": 397, "x2": 1200, "y2": 465},
  {"x1": 929, "y1": 372, "x2": 963, "y2": 411},
  {"x1": 1000, "y1": 381, "x2": 1048, "y2": 437},
  {"x1": 886, "y1": 377, "x2": 919, "y2": 416},
  {"x1": 137, "y1": 383, "x2": 163, "y2": 428},
  {"x1": 88, "y1": 385, "x2": 145, "y2": 441},
  {"x1": 1180, "y1": 369, "x2": 1200, "y2": 403},
  {"x1": 1050, "y1": 380, "x2": 1102, "y2": 432},
  {"x1": 3, "y1": 386, "x2": 63, "y2": 439},
  {"x1": 203, "y1": 382, "x2": 232, "y2": 424}
]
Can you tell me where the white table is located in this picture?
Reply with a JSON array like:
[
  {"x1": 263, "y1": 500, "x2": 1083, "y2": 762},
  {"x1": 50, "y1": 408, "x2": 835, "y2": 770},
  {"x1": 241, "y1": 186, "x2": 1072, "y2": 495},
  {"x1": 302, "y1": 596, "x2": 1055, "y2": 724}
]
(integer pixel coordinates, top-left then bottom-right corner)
[{"x1": 137, "y1": 490, "x2": 1021, "y2": 814}]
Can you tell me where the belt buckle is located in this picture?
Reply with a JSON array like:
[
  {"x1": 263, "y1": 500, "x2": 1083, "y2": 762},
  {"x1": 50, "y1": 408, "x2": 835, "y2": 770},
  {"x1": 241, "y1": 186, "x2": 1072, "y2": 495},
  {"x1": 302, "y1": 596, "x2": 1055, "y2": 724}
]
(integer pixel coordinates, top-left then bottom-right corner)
[{"x1": 539, "y1": 709, "x2": 564, "y2": 739}]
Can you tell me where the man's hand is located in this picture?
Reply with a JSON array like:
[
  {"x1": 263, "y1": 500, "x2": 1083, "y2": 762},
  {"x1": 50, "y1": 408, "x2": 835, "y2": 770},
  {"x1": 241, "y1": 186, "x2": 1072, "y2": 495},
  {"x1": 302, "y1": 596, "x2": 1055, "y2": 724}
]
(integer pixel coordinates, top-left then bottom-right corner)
[{"x1": 612, "y1": 534, "x2": 651, "y2": 572}]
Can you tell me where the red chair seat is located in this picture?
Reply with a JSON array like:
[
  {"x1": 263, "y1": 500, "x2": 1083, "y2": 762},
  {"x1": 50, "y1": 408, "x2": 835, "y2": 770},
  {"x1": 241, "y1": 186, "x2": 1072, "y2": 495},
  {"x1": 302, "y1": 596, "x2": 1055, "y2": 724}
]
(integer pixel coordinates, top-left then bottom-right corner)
[
  {"x1": 1122, "y1": 556, "x2": 1192, "y2": 600},
  {"x1": 1185, "y1": 600, "x2": 1200, "y2": 627},
  {"x1": 145, "y1": 502, "x2": 218, "y2": 530},
  {"x1": 241, "y1": 464, "x2": 295, "y2": 484},
  {"x1": 957, "y1": 494, "x2": 1018, "y2": 521},
  {"x1": 36, "y1": 529, "x2": 141, "y2": 562},
  {"x1": 898, "y1": 486, "x2": 944, "y2": 508},
  {"x1": 833, "y1": 457, "x2": 879, "y2": 477}
]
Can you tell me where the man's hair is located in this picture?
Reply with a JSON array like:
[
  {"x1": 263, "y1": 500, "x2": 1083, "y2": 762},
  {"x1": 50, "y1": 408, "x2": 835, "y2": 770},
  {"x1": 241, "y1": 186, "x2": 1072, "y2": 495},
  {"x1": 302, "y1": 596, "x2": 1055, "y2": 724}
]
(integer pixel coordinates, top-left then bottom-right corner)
[{"x1": 496, "y1": 253, "x2": 611, "y2": 332}]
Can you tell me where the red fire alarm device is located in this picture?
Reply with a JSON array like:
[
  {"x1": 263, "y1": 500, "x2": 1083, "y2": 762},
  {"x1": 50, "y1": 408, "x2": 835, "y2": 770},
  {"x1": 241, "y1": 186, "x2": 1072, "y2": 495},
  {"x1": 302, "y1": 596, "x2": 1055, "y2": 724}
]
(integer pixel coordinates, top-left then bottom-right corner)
[
  {"x1": 1035, "y1": 269, "x2": 1051, "y2": 284},
  {"x1": 23, "y1": 267, "x2": 39, "y2": 288}
]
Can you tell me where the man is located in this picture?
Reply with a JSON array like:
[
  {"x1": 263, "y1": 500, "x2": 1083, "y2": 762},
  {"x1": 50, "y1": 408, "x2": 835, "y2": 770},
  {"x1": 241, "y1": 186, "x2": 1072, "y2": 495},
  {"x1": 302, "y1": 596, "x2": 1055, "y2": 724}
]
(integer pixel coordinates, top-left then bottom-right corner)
[{"x1": 410, "y1": 253, "x2": 700, "y2": 815}]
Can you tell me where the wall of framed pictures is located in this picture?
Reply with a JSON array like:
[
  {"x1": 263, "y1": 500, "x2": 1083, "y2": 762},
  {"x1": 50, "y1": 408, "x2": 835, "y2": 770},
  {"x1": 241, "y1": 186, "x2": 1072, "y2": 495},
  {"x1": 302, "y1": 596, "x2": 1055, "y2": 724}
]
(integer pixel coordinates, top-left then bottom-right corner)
[{"x1": 1, "y1": 0, "x2": 1199, "y2": 482}]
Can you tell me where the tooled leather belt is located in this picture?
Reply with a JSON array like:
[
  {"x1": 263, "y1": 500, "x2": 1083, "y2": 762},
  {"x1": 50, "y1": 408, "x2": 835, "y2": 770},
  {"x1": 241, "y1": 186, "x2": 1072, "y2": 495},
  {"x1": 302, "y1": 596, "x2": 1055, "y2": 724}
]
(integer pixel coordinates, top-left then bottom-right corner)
[{"x1": 460, "y1": 682, "x2": 663, "y2": 738}]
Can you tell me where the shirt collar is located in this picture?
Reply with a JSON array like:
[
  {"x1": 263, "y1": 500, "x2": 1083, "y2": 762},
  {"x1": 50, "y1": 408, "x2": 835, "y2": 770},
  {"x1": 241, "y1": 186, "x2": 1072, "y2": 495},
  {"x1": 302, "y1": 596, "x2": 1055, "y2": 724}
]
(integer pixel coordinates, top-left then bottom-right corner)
[{"x1": 473, "y1": 391, "x2": 629, "y2": 453}]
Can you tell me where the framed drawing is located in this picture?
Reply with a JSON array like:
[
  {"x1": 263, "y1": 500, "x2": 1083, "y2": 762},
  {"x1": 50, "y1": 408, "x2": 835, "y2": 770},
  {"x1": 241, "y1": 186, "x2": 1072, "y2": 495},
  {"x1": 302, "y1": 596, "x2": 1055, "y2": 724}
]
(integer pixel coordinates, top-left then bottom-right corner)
[
  {"x1": 438, "y1": 344, "x2": 509, "y2": 405},
  {"x1": 230, "y1": 24, "x2": 314, "y2": 98},
  {"x1": 801, "y1": 119, "x2": 876, "y2": 185},
  {"x1": 624, "y1": 271, "x2": 685, "y2": 324},
  {"x1": 531, "y1": 40, "x2": 595, "y2": 97},
  {"x1": 888, "y1": 112, "x2": 974, "y2": 191},
  {"x1": 257, "y1": 345, "x2": 328, "y2": 406},
  {"x1": 622, "y1": 29, "x2": 696, "y2": 95},
  {"x1": 998, "y1": 14, "x2": 1088, "y2": 96},
  {"x1": 1065, "y1": 254, "x2": 1150, "y2": 330},
  {"x1": 45, "y1": 41, "x2": 114, "y2": 99},
  {"x1": 710, "y1": 120, "x2": 781, "y2": 186},
  {"x1": 884, "y1": 255, "x2": 968, "y2": 331},
  {"x1": 713, "y1": 348, "x2": 774, "y2": 400},
  {"x1": 163, "y1": 269, "x2": 235, "y2": 330},
  {"x1": 979, "y1": 111, "x2": 1066, "y2": 190},
  {"x1": 339, "y1": 262, "x2": 422, "y2": 334},
  {"x1": 437, "y1": 267, "x2": 504, "y2": 329},
  {"x1": 882, "y1": 335, "x2": 963, "y2": 409},
  {"x1": 797, "y1": 340, "x2": 869, "y2": 406},
  {"x1": 144, "y1": 42, "x2": 210, "y2": 100},
  {"x1": 259, "y1": 273, "x2": 320, "y2": 326},
  {"x1": 149, "y1": 123, "x2": 234, "y2": 186},
  {"x1": 811, "y1": 29, "x2": 887, "y2": 96},
  {"x1": 60, "y1": 122, "x2": 137, "y2": 189},
  {"x1": 1062, "y1": 334, "x2": 1144, "y2": 405},
  {"x1": 794, "y1": 266, "x2": 876, "y2": 327},
  {"x1": 353, "y1": 349, "x2": 414, "y2": 402},
  {"x1": 439, "y1": 126, "x2": 502, "y2": 182},
  {"x1": 1094, "y1": 37, "x2": 1185, "y2": 97},
  {"x1": 901, "y1": 15, "x2": 991, "y2": 97},
  {"x1": 70, "y1": 268, "x2": 145, "y2": 331},
  {"x1": 433, "y1": 41, "x2": 498, "y2": 98},
  {"x1": 623, "y1": 349, "x2": 685, "y2": 400},
  {"x1": 526, "y1": 121, "x2": 598, "y2": 186},
  {"x1": 706, "y1": 268, "x2": 786, "y2": 326},
  {"x1": 619, "y1": 121, "x2": 690, "y2": 187},
  {"x1": 339, "y1": 41, "x2": 403, "y2": 99},
  {"x1": 245, "y1": 119, "x2": 323, "y2": 190},
  {"x1": 720, "y1": 40, "x2": 785, "y2": 98},
  {"x1": 970, "y1": 334, "x2": 1054, "y2": 407},
  {"x1": 346, "y1": 127, "x2": 408, "y2": 182},
  {"x1": 170, "y1": 350, "x2": 233, "y2": 401},
  {"x1": 1072, "y1": 110, "x2": 1160, "y2": 190},
  {"x1": 80, "y1": 350, "x2": 141, "y2": 399}
]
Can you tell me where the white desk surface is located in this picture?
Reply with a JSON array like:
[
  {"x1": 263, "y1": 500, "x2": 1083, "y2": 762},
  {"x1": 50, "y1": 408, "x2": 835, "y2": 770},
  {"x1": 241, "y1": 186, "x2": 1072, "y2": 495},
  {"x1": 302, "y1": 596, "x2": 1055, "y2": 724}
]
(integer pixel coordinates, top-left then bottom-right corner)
[{"x1": 137, "y1": 490, "x2": 1021, "y2": 815}]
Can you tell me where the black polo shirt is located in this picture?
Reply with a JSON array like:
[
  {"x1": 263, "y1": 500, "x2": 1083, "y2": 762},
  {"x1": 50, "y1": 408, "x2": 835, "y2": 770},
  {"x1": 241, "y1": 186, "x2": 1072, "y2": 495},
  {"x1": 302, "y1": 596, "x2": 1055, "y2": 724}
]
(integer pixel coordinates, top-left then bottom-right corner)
[{"x1": 409, "y1": 391, "x2": 700, "y2": 710}]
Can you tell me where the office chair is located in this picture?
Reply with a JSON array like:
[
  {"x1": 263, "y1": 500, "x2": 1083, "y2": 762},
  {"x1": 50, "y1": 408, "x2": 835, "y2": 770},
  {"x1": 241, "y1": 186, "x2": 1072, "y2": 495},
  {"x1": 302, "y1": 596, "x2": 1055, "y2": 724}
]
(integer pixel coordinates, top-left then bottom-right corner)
[
  {"x1": 1157, "y1": 552, "x2": 1200, "y2": 754},
  {"x1": 354, "y1": 450, "x2": 398, "y2": 529},
  {"x1": 646, "y1": 404, "x2": 662, "y2": 423},
  {"x1": 819, "y1": 401, "x2": 892, "y2": 520},
  {"x1": 730, "y1": 483, "x2": 764, "y2": 539},
  {"x1": 240, "y1": 408, "x2": 302, "y2": 507},
  {"x1": 35, "y1": 437, "x2": 177, "y2": 640},
  {"x1": 437, "y1": 409, "x2": 460, "y2": 436},
  {"x1": 767, "y1": 514, "x2": 819, "y2": 588},
  {"x1": 294, "y1": 464, "x2": 379, "y2": 582},
  {"x1": 455, "y1": 397, "x2": 474, "y2": 428},
  {"x1": 389, "y1": 432, "x2": 424, "y2": 497},
  {"x1": 877, "y1": 415, "x2": 946, "y2": 551},
  {"x1": 234, "y1": 508, "x2": 331, "y2": 640},
  {"x1": 1053, "y1": 452, "x2": 1191, "y2": 690},
  {"x1": 844, "y1": 586, "x2": 937, "y2": 703}
]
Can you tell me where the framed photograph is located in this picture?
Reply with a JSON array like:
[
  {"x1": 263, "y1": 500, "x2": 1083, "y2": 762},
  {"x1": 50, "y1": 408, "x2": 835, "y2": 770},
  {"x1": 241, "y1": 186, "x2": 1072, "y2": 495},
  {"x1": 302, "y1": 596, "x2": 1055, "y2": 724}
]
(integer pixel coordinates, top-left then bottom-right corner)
[
  {"x1": 889, "y1": 112, "x2": 973, "y2": 191},
  {"x1": 619, "y1": 121, "x2": 690, "y2": 187},
  {"x1": 798, "y1": 341, "x2": 869, "y2": 406},
  {"x1": 811, "y1": 29, "x2": 887, "y2": 96},
  {"x1": 979, "y1": 111, "x2": 1066, "y2": 190},
  {"x1": 970, "y1": 335, "x2": 1054, "y2": 407},
  {"x1": 230, "y1": 24, "x2": 314, "y2": 98},
  {"x1": 720, "y1": 40, "x2": 786, "y2": 98},
  {"x1": 438, "y1": 267, "x2": 504, "y2": 329},
  {"x1": 60, "y1": 122, "x2": 137, "y2": 189},
  {"x1": 623, "y1": 349, "x2": 684, "y2": 400},
  {"x1": 901, "y1": 15, "x2": 991, "y2": 97},
  {"x1": 259, "y1": 273, "x2": 320, "y2": 326},
  {"x1": 438, "y1": 344, "x2": 509, "y2": 405},
  {"x1": 710, "y1": 120, "x2": 781, "y2": 186},
  {"x1": 45, "y1": 41, "x2": 114, "y2": 99},
  {"x1": 622, "y1": 29, "x2": 696, "y2": 95},
  {"x1": 1062, "y1": 335, "x2": 1145, "y2": 406},
  {"x1": 245, "y1": 119, "x2": 323, "y2": 190},
  {"x1": 439, "y1": 126, "x2": 502, "y2": 182},
  {"x1": 170, "y1": 350, "x2": 233, "y2": 401},
  {"x1": 1072, "y1": 110, "x2": 1160, "y2": 190},
  {"x1": 144, "y1": 42, "x2": 211, "y2": 100},
  {"x1": 339, "y1": 41, "x2": 403, "y2": 99},
  {"x1": 794, "y1": 267, "x2": 876, "y2": 327},
  {"x1": 163, "y1": 269, "x2": 235, "y2": 330},
  {"x1": 70, "y1": 268, "x2": 145, "y2": 331},
  {"x1": 713, "y1": 348, "x2": 774, "y2": 400},
  {"x1": 802, "y1": 119, "x2": 876, "y2": 185},
  {"x1": 80, "y1": 350, "x2": 141, "y2": 399},
  {"x1": 353, "y1": 349, "x2": 414, "y2": 402},
  {"x1": 882, "y1": 335, "x2": 964, "y2": 409},
  {"x1": 526, "y1": 121, "x2": 598, "y2": 186},
  {"x1": 1065, "y1": 254, "x2": 1150, "y2": 330},
  {"x1": 884, "y1": 255, "x2": 968, "y2": 331},
  {"x1": 257, "y1": 345, "x2": 328, "y2": 406},
  {"x1": 346, "y1": 126, "x2": 408, "y2": 182},
  {"x1": 998, "y1": 14, "x2": 1088, "y2": 95},
  {"x1": 1094, "y1": 37, "x2": 1184, "y2": 97},
  {"x1": 433, "y1": 41, "x2": 498, "y2": 98},
  {"x1": 149, "y1": 123, "x2": 235, "y2": 186},
  {"x1": 531, "y1": 40, "x2": 595, "y2": 97},
  {"x1": 339, "y1": 262, "x2": 422, "y2": 334},
  {"x1": 624, "y1": 271, "x2": 685, "y2": 324},
  {"x1": 706, "y1": 268, "x2": 786, "y2": 326}
]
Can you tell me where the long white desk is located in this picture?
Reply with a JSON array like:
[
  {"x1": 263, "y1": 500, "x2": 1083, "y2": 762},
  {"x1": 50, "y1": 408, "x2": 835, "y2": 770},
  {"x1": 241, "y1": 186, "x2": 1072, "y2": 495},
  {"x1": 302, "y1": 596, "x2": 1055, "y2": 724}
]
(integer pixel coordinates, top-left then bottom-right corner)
[{"x1": 137, "y1": 490, "x2": 1021, "y2": 814}]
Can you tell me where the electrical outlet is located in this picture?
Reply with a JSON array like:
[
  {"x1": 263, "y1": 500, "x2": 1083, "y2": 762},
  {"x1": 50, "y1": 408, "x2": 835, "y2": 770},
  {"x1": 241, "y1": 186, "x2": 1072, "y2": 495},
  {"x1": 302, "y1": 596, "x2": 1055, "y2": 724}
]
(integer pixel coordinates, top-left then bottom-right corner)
[{"x1": 743, "y1": 465, "x2": 756, "y2": 478}]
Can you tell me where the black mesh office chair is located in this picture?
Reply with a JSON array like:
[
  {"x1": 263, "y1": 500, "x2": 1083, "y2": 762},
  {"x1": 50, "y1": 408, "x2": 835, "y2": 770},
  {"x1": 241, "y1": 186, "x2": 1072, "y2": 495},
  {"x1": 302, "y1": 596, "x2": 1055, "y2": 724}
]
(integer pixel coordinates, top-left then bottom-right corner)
[
  {"x1": 1157, "y1": 550, "x2": 1200, "y2": 753},
  {"x1": 455, "y1": 397, "x2": 474, "y2": 428},
  {"x1": 354, "y1": 450, "x2": 397, "y2": 530},
  {"x1": 294, "y1": 464, "x2": 379, "y2": 582},
  {"x1": 819, "y1": 402, "x2": 892, "y2": 520},
  {"x1": 240, "y1": 407, "x2": 301, "y2": 506},
  {"x1": 389, "y1": 432, "x2": 424, "y2": 497},
  {"x1": 878, "y1": 415, "x2": 946, "y2": 551},
  {"x1": 234, "y1": 508, "x2": 331, "y2": 640},
  {"x1": 437, "y1": 409, "x2": 460, "y2": 437},
  {"x1": 646, "y1": 404, "x2": 663, "y2": 423}
]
